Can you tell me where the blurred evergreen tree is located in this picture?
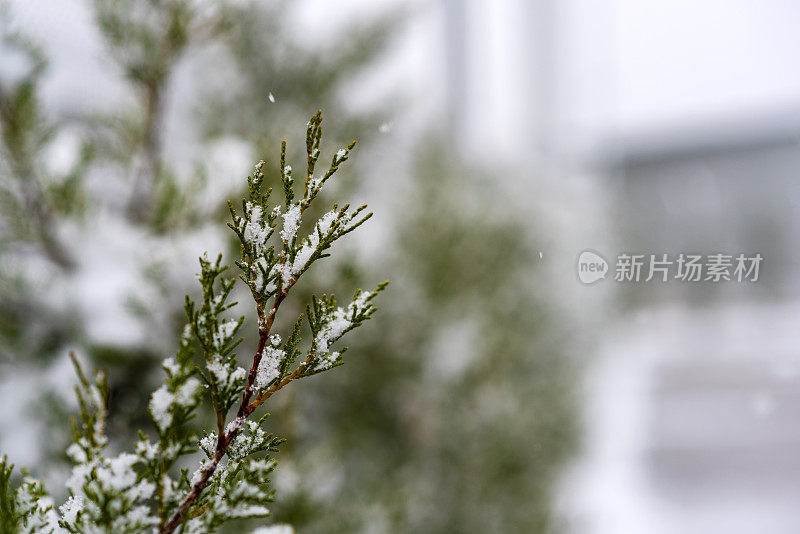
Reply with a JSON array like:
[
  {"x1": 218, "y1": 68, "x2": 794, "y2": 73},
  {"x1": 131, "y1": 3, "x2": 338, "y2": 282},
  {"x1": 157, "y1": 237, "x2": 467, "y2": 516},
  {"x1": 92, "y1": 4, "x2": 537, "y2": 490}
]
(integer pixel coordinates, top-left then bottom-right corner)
[{"x1": 0, "y1": 2, "x2": 578, "y2": 532}]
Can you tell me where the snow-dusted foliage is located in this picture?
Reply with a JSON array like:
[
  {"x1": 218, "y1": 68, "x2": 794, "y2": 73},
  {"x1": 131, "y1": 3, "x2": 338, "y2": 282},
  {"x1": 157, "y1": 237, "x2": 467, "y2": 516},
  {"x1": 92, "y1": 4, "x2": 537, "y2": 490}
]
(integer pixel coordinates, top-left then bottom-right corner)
[
  {"x1": 227, "y1": 113, "x2": 366, "y2": 301},
  {"x1": 0, "y1": 113, "x2": 385, "y2": 533}
]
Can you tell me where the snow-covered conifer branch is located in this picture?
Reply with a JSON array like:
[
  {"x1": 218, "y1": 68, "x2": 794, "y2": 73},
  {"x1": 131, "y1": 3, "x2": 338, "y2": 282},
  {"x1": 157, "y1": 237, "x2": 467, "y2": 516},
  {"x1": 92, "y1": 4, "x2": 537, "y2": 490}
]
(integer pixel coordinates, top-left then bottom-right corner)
[{"x1": 0, "y1": 112, "x2": 386, "y2": 534}]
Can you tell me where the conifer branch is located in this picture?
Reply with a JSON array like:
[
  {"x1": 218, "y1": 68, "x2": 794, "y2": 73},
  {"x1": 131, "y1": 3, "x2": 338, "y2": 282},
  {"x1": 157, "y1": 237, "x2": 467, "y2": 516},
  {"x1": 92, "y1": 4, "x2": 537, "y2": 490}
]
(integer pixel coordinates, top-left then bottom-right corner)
[
  {"x1": 0, "y1": 112, "x2": 386, "y2": 534},
  {"x1": 158, "y1": 111, "x2": 386, "y2": 533}
]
